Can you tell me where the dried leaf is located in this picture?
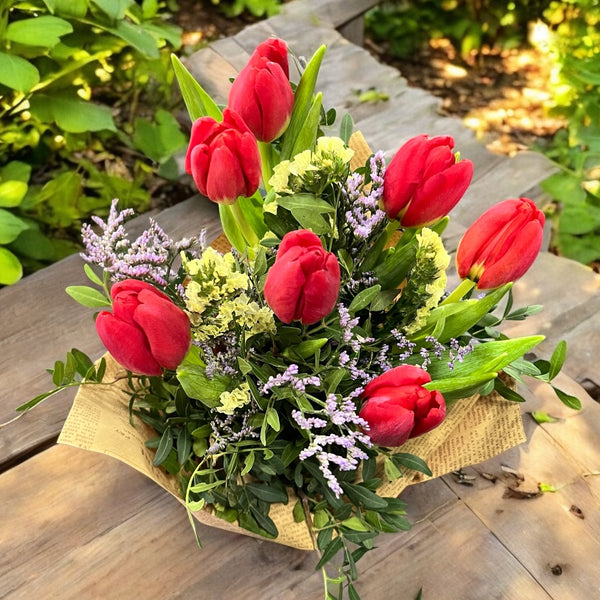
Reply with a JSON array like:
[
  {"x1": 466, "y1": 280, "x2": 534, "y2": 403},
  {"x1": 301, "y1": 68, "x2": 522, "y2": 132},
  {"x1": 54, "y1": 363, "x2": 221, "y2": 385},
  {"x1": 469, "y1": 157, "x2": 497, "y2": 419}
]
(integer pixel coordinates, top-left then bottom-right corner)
[
  {"x1": 479, "y1": 471, "x2": 498, "y2": 483},
  {"x1": 570, "y1": 504, "x2": 585, "y2": 519},
  {"x1": 503, "y1": 486, "x2": 542, "y2": 500}
]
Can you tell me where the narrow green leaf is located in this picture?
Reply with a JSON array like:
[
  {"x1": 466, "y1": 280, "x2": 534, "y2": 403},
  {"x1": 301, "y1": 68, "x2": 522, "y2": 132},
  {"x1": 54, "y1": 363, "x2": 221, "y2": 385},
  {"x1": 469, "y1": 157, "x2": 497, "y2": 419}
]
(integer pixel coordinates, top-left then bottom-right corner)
[
  {"x1": 494, "y1": 377, "x2": 526, "y2": 402},
  {"x1": 83, "y1": 264, "x2": 104, "y2": 287},
  {"x1": 391, "y1": 452, "x2": 432, "y2": 477},
  {"x1": 530, "y1": 411, "x2": 558, "y2": 424},
  {"x1": 177, "y1": 428, "x2": 192, "y2": 464},
  {"x1": 553, "y1": 386, "x2": 581, "y2": 410},
  {"x1": 384, "y1": 457, "x2": 403, "y2": 482},
  {"x1": 290, "y1": 92, "x2": 323, "y2": 158},
  {"x1": 245, "y1": 482, "x2": 289, "y2": 504},
  {"x1": 171, "y1": 54, "x2": 222, "y2": 121},
  {"x1": 281, "y1": 45, "x2": 326, "y2": 160},
  {"x1": 292, "y1": 499, "x2": 305, "y2": 523},
  {"x1": 249, "y1": 505, "x2": 279, "y2": 538},
  {"x1": 347, "y1": 284, "x2": 381, "y2": 313},
  {"x1": 52, "y1": 361, "x2": 65, "y2": 387},
  {"x1": 341, "y1": 482, "x2": 388, "y2": 510},
  {"x1": 340, "y1": 113, "x2": 354, "y2": 145},
  {"x1": 315, "y1": 536, "x2": 343, "y2": 571},
  {"x1": 65, "y1": 285, "x2": 111, "y2": 308},
  {"x1": 241, "y1": 451, "x2": 255, "y2": 476},
  {"x1": 266, "y1": 406, "x2": 281, "y2": 432},
  {"x1": 152, "y1": 428, "x2": 173, "y2": 466},
  {"x1": 549, "y1": 340, "x2": 567, "y2": 380},
  {"x1": 348, "y1": 583, "x2": 361, "y2": 600},
  {"x1": 16, "y1": 388, "x2": 63, "y2": 412}
]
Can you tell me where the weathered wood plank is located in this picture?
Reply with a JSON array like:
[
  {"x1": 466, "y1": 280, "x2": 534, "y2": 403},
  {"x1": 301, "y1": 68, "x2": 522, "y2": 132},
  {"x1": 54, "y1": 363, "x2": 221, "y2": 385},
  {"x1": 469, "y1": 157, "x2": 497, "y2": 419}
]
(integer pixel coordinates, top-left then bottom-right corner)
[
  {"x1": 441, "y1": 382, "x2": 600, "y2": 599},
  {"x1": 0, "y1": 198, "x2": 220, "y2": 467}
]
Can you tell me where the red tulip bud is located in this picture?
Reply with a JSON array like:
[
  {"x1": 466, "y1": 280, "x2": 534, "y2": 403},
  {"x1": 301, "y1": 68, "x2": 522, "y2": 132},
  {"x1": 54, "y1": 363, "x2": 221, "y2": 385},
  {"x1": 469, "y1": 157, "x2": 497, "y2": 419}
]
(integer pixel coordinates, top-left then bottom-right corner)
[
  {"x1": 248, "y1": 37, "x2": 289, "y2": 78},
  {"x1": 382, "y1": 134, "x2": 473, "y2": 227},
  {"x1": 185, "y1": 108, "x2": 262, "y2": 204},
  {"x1": 456, "y1": 197, "x2": 545, "y2": 289},
  {"x1": 96, "y1": 280, "x2": 191, "y2": 376},
  {"x1": 229, "y1": 39, "x2": 294, "y2": 142},
  {"x1": 263, "y1": 230, "x2": 341, "y2": 325},
  {"x1": 359, "y1": 365, "x2": 446, "y2": 447}
]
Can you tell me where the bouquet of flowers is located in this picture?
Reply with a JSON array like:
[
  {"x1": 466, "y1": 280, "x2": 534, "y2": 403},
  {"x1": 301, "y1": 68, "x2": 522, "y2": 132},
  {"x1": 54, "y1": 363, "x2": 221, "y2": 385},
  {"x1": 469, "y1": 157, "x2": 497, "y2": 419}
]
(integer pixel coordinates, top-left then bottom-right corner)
[{"x1": 18, "y1": 38, "x2": 579, "y2": 600}]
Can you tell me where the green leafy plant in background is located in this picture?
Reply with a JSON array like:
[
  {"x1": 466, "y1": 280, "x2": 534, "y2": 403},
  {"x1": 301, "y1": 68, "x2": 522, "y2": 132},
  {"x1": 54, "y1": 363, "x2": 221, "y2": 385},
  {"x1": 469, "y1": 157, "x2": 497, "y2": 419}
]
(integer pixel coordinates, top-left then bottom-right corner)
[
  {"x1": 206, "y1": 0, "x2": 281, "y2": 18},
  {"x1": 536, "y1": 0, "x2": 600, "y2": 266},
  {"x1": 0, "y1": 0, "x2": 186, "y2": 285},
  {"x1": 365, "y1": 0, "x2": 551, "y2": 60}
]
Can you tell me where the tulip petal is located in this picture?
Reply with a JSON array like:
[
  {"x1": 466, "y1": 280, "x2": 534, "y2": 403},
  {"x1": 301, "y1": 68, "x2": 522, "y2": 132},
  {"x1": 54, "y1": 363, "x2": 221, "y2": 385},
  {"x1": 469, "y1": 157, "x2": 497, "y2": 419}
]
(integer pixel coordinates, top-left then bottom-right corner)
[
  {"x1": 204, "y1": 145, "x2": 247, "y2": 204},
  {"x1": 359, "y1": 398, "x2": 415, "y2": 447},
  {"x1": 402, "y1": 159, "x2": 473, "y2": 227},
  {"x1": 363, "y1": 365, "x2": 431, "y2": 398},
  {"x1": 279, "y1": 229, "x2": 322, "y2": 256},
  {"x1": 263, "y1": 259, "x2": 306, "y2": 324},
  {"x1": 96, "y1": 311, "x2": 162, "y2": 376},
  {"x1": 133, "y1": 290, "x2": 191, "y2": 370},
  {"x1": 476, "y1": 220, "x2": 543, "y2": 289},
  {"x1": 299, "y1": 262, "x2": 340, "y2": 324},
  {"x1": 189, "y1": 145, "x2": 210, "y2": 198}
]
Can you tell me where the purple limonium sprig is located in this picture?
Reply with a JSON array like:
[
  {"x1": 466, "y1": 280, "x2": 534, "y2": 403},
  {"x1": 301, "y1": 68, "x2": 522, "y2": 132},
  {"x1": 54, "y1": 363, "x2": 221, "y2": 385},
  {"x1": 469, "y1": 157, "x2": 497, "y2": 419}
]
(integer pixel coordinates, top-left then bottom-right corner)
[
  {"x1": 337, "y1": 303, "x2": 374, "y2": 382},
  {"x1": 261, "y1": 364, "x2": 321, "y2": 395},
  {"x1": 197, "y1": 332, "x2": 240, "y2": 379},
  {"x1": 295, "y1": 393, "x2": 372, "y2": 498},
  {"x1": 342, "y1": 151, "x2": 387, "y2": 240},
  {"x1": 391, "y1": 329, "x2": 416, "y2": 361},
  {"x1": 206, "y1": 405, "x2": 259, "y2": 455},
  {"x1": 81, "y1": 198, "x2": 204, "y2": 289}
]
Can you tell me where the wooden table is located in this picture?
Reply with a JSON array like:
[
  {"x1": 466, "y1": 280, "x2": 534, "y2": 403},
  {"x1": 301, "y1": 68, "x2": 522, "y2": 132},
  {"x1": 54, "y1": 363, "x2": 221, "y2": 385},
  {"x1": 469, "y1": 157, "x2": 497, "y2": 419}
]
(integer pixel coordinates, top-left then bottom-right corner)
[{"x1": 2, "y1": 2, "x2": 600, "y2": 598}]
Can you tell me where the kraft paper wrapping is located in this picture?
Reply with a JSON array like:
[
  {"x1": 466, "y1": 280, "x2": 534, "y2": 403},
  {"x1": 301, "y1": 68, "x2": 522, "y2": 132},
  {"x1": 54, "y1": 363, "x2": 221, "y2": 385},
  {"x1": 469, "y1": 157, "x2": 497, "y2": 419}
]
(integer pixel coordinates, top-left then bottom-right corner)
[{"x1": 58, "y1": 131, "x2": 526, "y2": 550}]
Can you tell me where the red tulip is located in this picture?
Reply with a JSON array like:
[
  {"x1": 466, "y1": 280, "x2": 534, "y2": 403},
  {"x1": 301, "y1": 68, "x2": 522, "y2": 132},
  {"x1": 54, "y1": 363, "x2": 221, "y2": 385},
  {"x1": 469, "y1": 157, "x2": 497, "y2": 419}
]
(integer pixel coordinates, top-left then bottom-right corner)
[
  {"x1": 96, "y1": 280, "x2": 191, "y2": 376},
  {"x1": 456, "y1": 197, "x2": 545, "y2": 289},
  {"x1": 248, "y1": 37, "x2": 289, "y2": 78},
  {"x1": 359, "y1": 365, "x2": 446, "y2": 447},
  {"x1": 382, "y1": 134, "x2": 473, "y2": 227},
  {"x1": 185, "y1": 108, "x2": 261, "y2": 204},
  {"x1": 228, "y1": 38, "x2": 294, "y2": 142},
  {"x1": 263, "y1": 230, "x2": 340, "y2": 325}
]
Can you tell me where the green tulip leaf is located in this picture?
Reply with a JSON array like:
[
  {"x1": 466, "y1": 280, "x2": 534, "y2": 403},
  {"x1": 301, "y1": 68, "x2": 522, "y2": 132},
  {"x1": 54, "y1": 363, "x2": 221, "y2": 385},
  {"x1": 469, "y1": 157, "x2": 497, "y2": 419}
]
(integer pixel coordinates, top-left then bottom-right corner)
[
  {"x1": 171, "y1": 54, "x2": 222, "y2": 121},
  {"x1": 280, "y1": 45, "x2": 326, "y2": 160}
]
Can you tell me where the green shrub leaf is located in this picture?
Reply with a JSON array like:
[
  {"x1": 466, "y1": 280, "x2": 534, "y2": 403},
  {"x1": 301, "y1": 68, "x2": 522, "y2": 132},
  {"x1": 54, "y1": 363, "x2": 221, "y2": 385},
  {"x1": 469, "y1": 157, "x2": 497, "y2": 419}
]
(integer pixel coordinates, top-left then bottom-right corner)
[
  {"x1": 0, "y1": 181, "x2": 28, "y2": 208},
  {"x1": 6, "y1": 16, "x2": 73, "y2": 48},
  {"x1": 0, "y1": 247, "x2": 23, "y2": 285},
  {"x1": 0, "y1": 209, "x2": 29, "y2": 244},
  {"x1": 0, "y1": 53, "x2": 39, "y2": 92}
]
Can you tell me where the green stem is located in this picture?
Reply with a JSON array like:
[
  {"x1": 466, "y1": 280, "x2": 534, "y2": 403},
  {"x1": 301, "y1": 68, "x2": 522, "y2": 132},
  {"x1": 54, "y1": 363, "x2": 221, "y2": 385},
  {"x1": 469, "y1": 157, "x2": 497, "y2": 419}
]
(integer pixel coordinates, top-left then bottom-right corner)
[
  {"x1": 258, "y1": 141, "x2": 275, "y2": 193},
  {"x1": 441, "y1": 278, "x2": 476, "y2": 305},
  {"x1": 229, "y1": 200, "x2": 259, "y2": 248}
]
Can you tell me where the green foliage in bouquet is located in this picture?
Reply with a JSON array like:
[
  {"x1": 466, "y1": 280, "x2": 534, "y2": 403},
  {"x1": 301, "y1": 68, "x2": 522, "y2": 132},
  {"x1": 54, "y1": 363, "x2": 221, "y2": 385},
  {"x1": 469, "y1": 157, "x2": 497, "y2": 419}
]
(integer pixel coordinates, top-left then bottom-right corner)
[{"x1": 16, "y1": 38, "x2": 580, "y2": 600}]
